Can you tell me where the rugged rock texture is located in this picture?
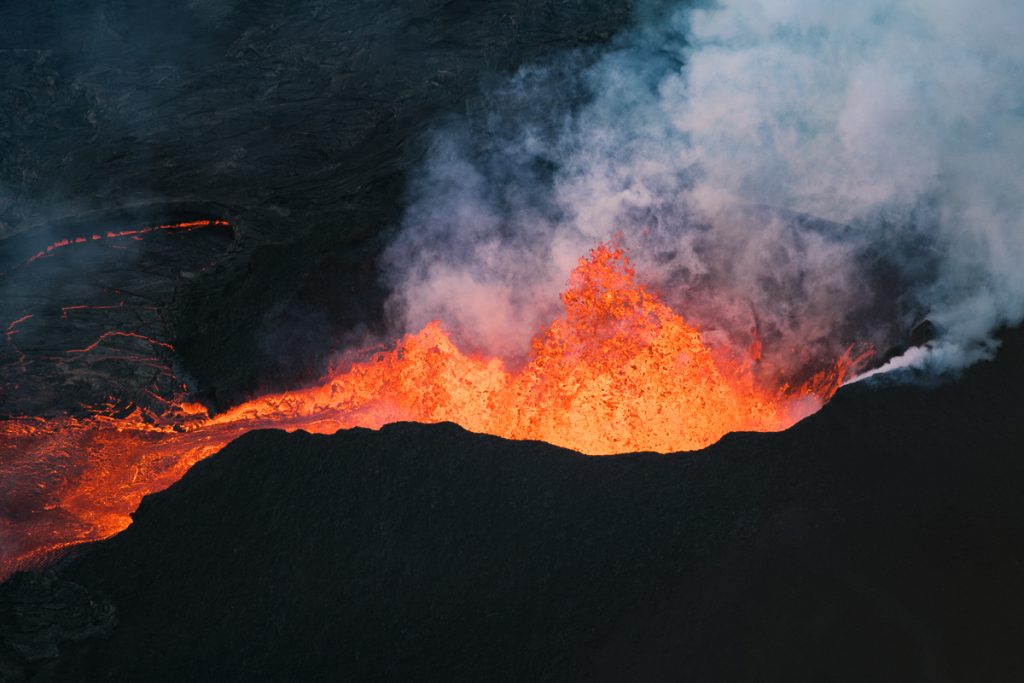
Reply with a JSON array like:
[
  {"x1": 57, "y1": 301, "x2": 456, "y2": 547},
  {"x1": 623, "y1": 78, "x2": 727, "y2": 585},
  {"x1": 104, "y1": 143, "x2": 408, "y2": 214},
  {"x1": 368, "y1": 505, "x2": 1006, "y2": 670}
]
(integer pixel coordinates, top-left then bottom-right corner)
[
  {"x1": 0, "y1": 220, "x2": 232, "y2": 417},
  {"x1": 0, "y1": 0, "x2": 635, "y2": 410},
  {"x1": 3, "y1": 326, "x2": 1023, "y2": 682}
]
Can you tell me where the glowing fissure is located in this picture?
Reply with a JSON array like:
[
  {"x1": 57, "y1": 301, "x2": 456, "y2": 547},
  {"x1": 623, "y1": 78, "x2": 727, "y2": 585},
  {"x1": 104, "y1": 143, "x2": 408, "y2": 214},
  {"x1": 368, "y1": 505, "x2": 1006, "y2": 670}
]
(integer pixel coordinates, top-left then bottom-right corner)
[
  {"x1": 0, "y1": 241, "x2": 868, "y2": 576},
  {"x1": 25, "y1": 219, "x2": 231, "y2": 264}
]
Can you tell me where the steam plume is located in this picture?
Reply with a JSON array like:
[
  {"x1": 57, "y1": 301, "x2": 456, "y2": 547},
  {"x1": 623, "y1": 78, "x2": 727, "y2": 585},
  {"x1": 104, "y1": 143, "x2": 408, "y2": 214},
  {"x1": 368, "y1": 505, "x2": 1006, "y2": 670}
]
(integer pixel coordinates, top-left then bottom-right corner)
[{"x1": 384, "y1": 0, "x2": 1024, "y2": 379}]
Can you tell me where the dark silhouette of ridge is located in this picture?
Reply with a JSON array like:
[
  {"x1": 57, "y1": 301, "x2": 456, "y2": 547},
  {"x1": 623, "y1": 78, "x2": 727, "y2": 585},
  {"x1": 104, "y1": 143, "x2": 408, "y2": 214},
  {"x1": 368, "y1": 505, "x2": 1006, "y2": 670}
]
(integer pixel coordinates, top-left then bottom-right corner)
[{"x1": 3, "y1": 327, "x2": 1024, "y2": 682}]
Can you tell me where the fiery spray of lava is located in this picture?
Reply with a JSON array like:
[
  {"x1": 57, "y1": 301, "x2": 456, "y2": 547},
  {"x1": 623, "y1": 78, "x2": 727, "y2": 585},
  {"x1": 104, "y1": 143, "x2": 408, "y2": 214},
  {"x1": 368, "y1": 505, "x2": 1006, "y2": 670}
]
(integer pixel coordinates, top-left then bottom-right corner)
[{"x1": 0, "y1": 242, "x2": 868, "y2": 577}]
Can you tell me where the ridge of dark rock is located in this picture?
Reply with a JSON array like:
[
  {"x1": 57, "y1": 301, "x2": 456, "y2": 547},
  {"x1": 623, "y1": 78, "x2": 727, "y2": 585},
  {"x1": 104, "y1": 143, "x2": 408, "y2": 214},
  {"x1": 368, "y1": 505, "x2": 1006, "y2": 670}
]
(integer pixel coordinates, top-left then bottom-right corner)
[{"x1": 2, "y1": 327, "x2": 1023, "y2": 681}]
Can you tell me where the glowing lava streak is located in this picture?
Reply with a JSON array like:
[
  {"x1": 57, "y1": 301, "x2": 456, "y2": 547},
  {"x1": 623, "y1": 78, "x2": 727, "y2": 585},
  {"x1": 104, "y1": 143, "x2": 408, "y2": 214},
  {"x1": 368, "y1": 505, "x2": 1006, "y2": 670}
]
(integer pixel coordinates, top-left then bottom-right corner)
[
  {"x1": 0, "y1": 242, "x2": 868, "y2": 576},
  {"x1": 25, "y1": 219, "x2": 231, "y2": 264}
]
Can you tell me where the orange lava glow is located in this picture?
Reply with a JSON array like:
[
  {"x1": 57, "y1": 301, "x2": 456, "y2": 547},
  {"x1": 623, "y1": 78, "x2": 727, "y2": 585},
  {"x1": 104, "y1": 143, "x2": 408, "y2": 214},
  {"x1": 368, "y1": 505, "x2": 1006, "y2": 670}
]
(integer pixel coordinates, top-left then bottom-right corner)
[
  {"x1": 0, "y1": 242, "x2": 869, "y2": 577},
  {"x1": 25, "y1": 219, "x2": 231, "y2": 264}
]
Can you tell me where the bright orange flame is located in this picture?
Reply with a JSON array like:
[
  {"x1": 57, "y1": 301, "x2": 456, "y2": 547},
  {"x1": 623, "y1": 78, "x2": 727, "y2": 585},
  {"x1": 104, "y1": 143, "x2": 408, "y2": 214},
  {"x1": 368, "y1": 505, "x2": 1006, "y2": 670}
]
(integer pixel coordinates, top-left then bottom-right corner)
[{"x1": 0, "y1": 242, "x2": 868, "y2": 576}]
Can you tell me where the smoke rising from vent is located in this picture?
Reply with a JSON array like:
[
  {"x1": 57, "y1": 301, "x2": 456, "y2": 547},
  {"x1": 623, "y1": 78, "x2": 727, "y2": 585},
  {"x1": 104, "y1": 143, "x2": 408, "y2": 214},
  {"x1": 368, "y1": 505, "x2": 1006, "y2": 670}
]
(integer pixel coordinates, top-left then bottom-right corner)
[{"x1": 383, "y1": 0, "x2": 1024, "y2": 379}]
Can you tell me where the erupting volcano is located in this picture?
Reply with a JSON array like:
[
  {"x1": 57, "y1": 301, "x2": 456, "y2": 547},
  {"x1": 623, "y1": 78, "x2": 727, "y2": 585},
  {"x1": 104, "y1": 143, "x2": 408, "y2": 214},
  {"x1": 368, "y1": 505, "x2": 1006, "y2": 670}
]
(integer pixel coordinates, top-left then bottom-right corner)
[
  {"x1": 0, "y1": 239, "x2": 866, "y2": 578},
  {"x1": 4, "y1": 0, "x2": 1023, "y2": 677}
]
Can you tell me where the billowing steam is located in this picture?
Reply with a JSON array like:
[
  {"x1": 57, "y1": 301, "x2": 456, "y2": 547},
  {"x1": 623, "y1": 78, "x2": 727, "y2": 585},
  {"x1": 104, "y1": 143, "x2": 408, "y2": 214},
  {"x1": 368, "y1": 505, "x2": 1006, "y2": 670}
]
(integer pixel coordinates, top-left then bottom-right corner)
[{"x1": 383, "y1": 0, "x2": 1024, "y2": 380}]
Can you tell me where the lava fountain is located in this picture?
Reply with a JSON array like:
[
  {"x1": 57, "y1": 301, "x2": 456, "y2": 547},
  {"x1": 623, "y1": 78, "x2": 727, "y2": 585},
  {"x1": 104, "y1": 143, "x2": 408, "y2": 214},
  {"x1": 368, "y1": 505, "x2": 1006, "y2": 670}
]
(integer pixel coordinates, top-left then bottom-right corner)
[{"x1": 0, "y1": 241, "x2": 869, "y2": 577}]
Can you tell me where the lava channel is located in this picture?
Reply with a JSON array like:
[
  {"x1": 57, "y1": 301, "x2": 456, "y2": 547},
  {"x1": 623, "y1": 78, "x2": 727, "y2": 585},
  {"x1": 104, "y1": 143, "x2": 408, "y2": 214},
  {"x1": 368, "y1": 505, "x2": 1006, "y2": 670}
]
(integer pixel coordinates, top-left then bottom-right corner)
[{"x1": 0, "y1": 241, "x2": 869, "y2": 577}]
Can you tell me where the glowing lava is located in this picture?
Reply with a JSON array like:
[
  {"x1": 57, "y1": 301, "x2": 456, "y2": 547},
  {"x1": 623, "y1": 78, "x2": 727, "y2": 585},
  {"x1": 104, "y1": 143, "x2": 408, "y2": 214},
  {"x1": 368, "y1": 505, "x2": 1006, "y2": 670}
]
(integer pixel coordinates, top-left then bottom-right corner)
[
  {"x1": 25, "y1": 219, "x2": 231, "y2": 264},
  {"x1": 0, "y1": 242, "x2": 868, "y2": 576}
]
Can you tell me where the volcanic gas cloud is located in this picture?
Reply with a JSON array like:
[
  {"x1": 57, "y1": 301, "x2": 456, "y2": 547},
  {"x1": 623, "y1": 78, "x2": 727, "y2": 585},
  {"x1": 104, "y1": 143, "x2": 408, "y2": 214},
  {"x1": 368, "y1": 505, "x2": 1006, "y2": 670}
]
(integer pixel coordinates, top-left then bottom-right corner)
[{"x1": 0, "y1": 236, "x2": 864, "y2": 578}]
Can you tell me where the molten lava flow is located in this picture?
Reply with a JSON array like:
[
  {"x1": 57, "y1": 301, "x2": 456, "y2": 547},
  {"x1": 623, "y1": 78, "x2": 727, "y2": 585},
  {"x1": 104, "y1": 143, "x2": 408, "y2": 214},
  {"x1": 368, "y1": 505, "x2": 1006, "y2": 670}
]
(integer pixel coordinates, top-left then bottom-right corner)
[
  {"x1": 0, "y1": 242, "x2": 868, "y2": 577},
  {"x1": 24, "y1": 219, "x2": 231, "y2": 265}
]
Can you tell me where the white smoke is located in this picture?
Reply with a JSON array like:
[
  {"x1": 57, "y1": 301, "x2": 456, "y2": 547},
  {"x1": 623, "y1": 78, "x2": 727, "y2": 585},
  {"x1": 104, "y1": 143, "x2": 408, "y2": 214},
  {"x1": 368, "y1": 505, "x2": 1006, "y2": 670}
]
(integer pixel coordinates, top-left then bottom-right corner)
[{"x1": 384, "y1": 0, "x2": 1024, "y2": 378}]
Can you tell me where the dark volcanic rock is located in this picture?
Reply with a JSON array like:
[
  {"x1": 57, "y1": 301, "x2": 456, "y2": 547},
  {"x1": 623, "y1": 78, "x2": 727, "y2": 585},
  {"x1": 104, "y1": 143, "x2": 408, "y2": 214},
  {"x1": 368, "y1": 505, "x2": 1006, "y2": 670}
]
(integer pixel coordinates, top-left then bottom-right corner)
[
  {"x1": 2, "y1": 326, "x2": 1024, "y2": 681},
  {"x1": 0, "y1": 0, "x2": 635, "y2": 409},
  {"x1": 0, "y1": 219, "x2": 233, "y2": 417},
  {"x1": 0, "y1": 572, "x2": 114, "y2": 680}
]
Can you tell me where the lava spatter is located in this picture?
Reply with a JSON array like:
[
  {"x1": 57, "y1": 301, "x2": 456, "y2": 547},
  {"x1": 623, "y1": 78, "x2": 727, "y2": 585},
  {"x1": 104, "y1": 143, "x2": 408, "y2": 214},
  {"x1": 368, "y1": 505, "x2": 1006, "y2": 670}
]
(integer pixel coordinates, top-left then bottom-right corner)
[{"x1": 0, "y1": 241, "x2": 869, "y2": 577}]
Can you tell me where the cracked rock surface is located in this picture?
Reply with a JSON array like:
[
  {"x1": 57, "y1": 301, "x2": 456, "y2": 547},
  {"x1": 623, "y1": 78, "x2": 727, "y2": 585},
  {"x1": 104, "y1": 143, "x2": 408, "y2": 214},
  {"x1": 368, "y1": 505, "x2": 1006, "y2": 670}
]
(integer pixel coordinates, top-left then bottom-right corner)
[{"x1": 0, "y1": 0, "x2": 634, "y2": 412}]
